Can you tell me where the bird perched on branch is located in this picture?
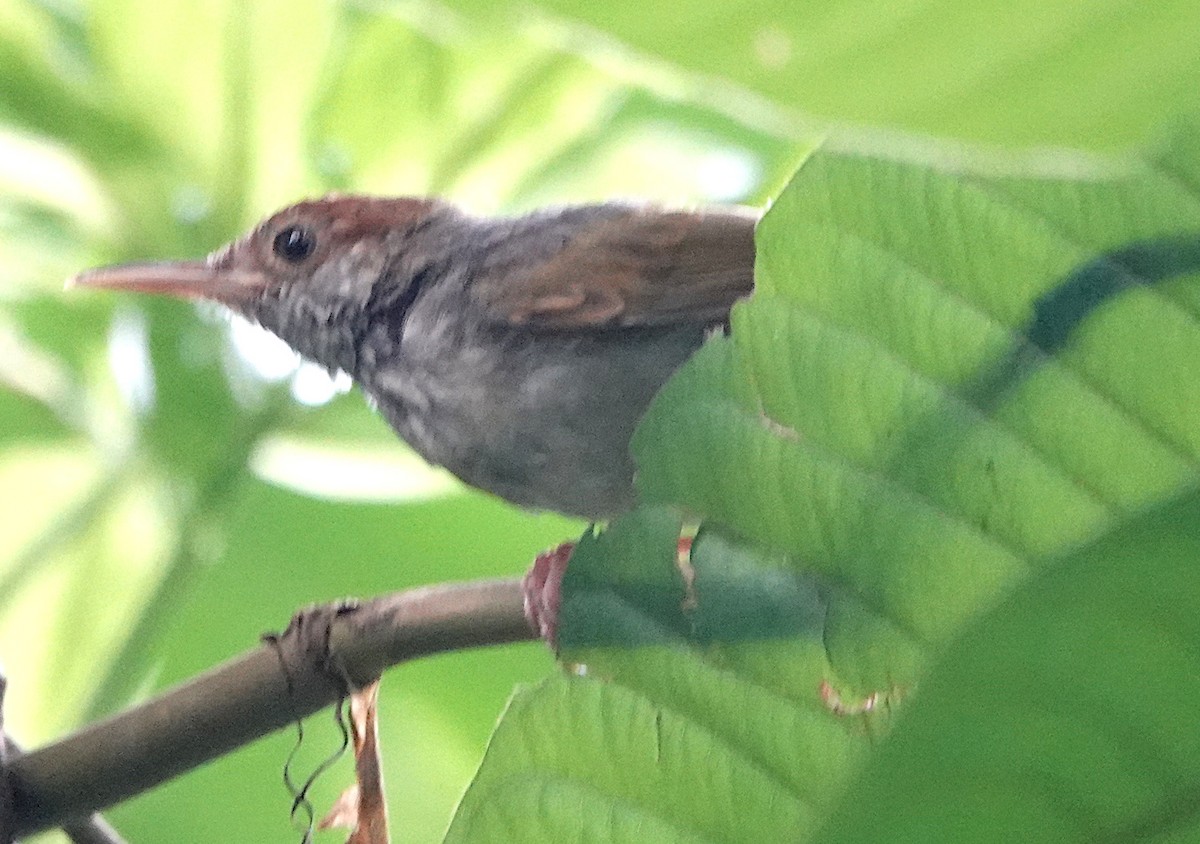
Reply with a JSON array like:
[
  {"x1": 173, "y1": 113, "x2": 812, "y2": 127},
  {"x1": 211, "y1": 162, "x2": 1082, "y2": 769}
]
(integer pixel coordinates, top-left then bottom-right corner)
[{"x1": 74, "y1": 196, "x2": 757, "y2": 519}]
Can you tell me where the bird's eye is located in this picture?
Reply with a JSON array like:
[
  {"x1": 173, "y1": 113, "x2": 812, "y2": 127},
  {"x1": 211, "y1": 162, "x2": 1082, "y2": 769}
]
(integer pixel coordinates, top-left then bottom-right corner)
[{"x1": 272, "y1": 225, "x2": 316, "y2": 262}]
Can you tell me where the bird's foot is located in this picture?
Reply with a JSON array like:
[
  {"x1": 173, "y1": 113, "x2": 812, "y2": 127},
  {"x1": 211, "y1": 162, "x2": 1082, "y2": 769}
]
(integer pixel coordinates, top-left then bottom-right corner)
[
  {"x1": 522, "y1": 542, "x2": 575, "y2": 650},
  {"x1": 522, "y1": 536, "x2": 695, "y2": 651}
]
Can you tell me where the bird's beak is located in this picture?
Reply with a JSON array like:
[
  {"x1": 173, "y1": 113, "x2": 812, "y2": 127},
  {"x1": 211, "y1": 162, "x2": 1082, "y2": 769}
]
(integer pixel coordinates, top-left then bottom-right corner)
[{"x1": 68, "y1": 261, "x2": 268, "y2": 306}]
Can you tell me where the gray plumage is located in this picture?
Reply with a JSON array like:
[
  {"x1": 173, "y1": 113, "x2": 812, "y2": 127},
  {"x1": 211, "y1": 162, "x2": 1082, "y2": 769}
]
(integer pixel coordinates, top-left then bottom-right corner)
[{"x1": 75, "y1": 196, "x2": 758, "y2": 519}]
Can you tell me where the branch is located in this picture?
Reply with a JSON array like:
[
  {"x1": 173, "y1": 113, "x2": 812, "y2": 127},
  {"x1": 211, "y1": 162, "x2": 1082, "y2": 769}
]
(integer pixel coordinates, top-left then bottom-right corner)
[
  {"x1": 60, "y1": 814, "x2": 128, "y2": 844},
  {"x1": 8, "y1": 578, "x2": 534, "y2": 837},
  {"x1": 4, "y1": 737, "x2": 128, "y2": 844}
]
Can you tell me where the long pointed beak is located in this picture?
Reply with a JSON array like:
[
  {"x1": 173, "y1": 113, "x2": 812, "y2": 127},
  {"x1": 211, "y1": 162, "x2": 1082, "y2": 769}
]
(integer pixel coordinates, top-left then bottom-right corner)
[{"x1": 68, "y1": 261, "x2": 268, "y2": 305}]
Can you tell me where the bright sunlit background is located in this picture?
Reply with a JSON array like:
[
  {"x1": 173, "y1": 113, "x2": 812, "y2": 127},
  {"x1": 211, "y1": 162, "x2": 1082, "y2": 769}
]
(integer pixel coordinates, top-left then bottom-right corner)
[{"x1": 2, "y1": 0, "x2": 1199, "y2": 840}]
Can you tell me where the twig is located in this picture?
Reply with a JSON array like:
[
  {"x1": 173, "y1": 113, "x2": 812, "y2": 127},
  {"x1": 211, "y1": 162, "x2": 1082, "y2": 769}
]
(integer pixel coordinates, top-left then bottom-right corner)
[
  {"x1": 4, "y1": 737, "x2": 130, "y2": 844},
  {"x1": 8, "y1": 577, "x2": 533, "y2": 837},
  {"x1": 61, "y1": 814, "x2": 129, "y2": 844}
]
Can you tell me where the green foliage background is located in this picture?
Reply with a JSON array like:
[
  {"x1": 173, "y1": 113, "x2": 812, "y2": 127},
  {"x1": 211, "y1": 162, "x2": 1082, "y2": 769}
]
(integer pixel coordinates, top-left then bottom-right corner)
[{"x1": 1, "y1": 1, "x2": 1199, "y2": 841}]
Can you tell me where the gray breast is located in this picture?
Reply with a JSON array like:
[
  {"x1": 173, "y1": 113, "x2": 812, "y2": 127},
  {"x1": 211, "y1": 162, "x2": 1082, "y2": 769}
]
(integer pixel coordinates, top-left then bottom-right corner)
[{"x1": 357, "y1": 286, "x2": 705, "y2": 518}]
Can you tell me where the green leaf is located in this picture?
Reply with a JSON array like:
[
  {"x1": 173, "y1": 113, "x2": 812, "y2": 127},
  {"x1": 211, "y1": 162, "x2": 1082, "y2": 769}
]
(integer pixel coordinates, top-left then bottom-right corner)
[
  {"x1": 310, "y1": 3, "x2": 791, "y2": 206},
  {"x1": 443, "y1": 0, "x2": 1200, "y2": 151},
  {"x1": 636, "y1": 128, "x2": 1200, "y2": 685},
  {"x1": 448, "y1": 509, "x2": 868, "y2": 843},
  {"x1": 814, "y1": 487, "x2": 1200, "y2": 844},
  {"x1": 452, "y1": 122, "x2": 1200, "y2": 840},
  {"x1": 447, "y1": 670, "x2": 843, "y2": 844}
]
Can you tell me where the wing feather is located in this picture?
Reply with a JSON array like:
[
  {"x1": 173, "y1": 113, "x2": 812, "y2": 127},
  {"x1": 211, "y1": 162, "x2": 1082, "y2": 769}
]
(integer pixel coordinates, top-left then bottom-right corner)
[{"x1": 474, "y1": 205, "x2": 758, "y2": 330}]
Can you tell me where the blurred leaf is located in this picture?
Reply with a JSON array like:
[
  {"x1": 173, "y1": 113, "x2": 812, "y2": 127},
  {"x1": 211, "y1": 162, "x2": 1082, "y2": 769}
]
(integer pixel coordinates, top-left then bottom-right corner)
[
  {"x1": 0, "y1": 4, "x2": 162, "y2": 172},
  {"x1": 0, "y1": 452, "x2": 169, "y2": 741},
  {"x1": 507, "y1": 91, "x2": 803, "y2": 209},
  {"x1": 0, "y1": 389, "x2": 69, "y2": 441},
  {"x1": 86, "y1": 0, "x2": 335, "y2": 214},
  {"x1": 311, "y1": 3, "x2": 792, "y2": 207},
  {"x1": 7, "y1": 294, "x2": 111, "y2": 389},
  {"x1": 446, "y1": 0, "x2": 1200, "y2": 151}
]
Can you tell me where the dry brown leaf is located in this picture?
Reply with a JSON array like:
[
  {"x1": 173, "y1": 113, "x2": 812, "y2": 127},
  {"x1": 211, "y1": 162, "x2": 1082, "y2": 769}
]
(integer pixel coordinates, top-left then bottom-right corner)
[
  {"x1": 318, "y1": 681, "x2": 389, "y2": 844},
  {"x1": 319, "y1": 783, "x2": 360, "y2": 831}
]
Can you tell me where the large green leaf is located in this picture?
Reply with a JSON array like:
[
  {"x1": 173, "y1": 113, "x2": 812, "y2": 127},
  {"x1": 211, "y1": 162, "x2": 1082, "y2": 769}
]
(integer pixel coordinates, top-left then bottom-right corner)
[
  {"x1": 447, "y1": 507, "x2": 861, "y2": 844},
  {"x1": 815, "y1": 487, "x2": 1200, "y2": 844},
  {"x1": 637, "y1": 124, "x2": 1200, "y2": 686},
  {"x1": 447, "y1": 123, "x2": 1200, "y2": 840},
  {"x1": 443, "y1": 0, "x2": 1200, "y2": 151}
]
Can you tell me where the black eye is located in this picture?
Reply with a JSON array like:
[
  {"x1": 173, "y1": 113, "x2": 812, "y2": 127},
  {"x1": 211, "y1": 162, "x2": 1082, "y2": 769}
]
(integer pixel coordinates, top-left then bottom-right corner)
[{"x1": 272, "y1": 225, "x2": 316, "y2": 262}]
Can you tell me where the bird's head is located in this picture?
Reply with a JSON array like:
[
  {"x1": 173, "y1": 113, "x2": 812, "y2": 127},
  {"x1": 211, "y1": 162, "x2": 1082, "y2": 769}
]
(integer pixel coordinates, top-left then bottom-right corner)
[{"x1": 72, "y1": 195, "x2": 443, "y2": 373}]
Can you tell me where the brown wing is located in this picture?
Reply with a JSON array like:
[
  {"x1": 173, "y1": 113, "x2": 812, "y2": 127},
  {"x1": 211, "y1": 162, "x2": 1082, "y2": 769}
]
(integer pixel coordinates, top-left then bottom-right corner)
[{"x1": 475, "y1": 205, "x2": 758, "y2": 330}]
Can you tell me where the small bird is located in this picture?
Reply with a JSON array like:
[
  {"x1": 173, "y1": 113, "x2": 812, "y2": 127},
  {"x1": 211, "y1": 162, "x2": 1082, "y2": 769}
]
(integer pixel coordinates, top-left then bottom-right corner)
[{"x1": 73, "y1": 196, "x2": 758, "y2": 519}]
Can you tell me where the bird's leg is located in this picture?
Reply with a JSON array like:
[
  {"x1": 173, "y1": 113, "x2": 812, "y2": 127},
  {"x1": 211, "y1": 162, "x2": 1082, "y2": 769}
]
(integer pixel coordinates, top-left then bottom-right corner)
[
  {"x1": 521, "y1": 542, "x2": 575, "y2": 649},
  {"x1": 521, "y1": 536, "x2": 695, "y2": 651}
]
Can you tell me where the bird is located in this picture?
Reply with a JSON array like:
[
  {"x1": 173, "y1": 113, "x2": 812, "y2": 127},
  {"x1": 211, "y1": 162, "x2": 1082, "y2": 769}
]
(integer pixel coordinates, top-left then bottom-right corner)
[{"x1": 72, "y1": 195, "x2": 758, "y2": 520}]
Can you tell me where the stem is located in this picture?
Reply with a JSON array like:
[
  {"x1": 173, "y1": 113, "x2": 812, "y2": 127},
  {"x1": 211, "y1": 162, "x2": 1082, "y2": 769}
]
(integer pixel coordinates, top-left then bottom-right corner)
[
  {"x1": 8, "y1": 577, "x2": 534, "y2": 837},
  {"x1": 3, "y1": 739, "x2": 128, "y2": 844}
]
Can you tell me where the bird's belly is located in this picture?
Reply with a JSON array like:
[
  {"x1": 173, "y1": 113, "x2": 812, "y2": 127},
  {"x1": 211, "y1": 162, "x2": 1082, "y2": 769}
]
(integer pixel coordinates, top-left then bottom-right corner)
[{"x1": 361, "y1": 328, "x2": 704, "y2": 519}]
